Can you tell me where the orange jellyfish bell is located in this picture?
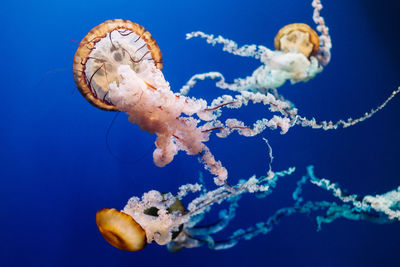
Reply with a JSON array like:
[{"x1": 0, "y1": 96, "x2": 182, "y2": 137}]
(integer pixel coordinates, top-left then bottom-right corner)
[
  {"x1": 274, "y1": 23, "x2": 320, "y2": 58},
  {"x1": 73, "y1": 19, "x2": 163, "y2": 111},
  {"x1": 96, "y1": 208, "x2": 147, "y2": 251}
]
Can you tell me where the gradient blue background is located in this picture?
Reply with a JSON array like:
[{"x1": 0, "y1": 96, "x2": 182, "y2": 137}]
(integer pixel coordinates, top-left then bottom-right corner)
[{"x1": 1, "y1": 0, "x2": 399, "y2": 266}]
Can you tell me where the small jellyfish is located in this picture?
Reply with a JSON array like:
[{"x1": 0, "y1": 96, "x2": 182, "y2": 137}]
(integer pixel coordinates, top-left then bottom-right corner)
[
  {"x1": 180, "y1": 23, "x2": 324, "y2": 95},
  {"x1": 96, "y1": 192, "x2": 188, "y2": 250}
]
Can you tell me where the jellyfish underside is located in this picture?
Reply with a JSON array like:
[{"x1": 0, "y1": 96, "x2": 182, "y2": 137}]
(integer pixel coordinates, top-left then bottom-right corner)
[
  {"x1": 280, "y1": 31, "x2": 313, "y2": 56},
  {"x1": 73, "y1": 19, "x2": 162, "y2": 111},
  {"x1": 85, "y1": 31, "x2": 154, "y2": 104}
]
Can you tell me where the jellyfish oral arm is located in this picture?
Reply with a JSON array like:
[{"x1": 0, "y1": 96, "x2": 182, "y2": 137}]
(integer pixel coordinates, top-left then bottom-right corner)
[{"x1": 107, "y1": 62, "x2": 229, "y2": 185}]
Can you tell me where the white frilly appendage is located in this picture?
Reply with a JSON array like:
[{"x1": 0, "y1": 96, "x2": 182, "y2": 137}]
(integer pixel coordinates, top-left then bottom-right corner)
[{"x1": 108, "y1": 62, "x2": 228, "y2": 185}]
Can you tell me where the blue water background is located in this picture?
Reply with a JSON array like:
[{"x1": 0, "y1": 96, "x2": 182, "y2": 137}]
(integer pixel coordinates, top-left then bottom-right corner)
[{"x1": 1, "y1": 0, "x2": 399, "y2": 266}]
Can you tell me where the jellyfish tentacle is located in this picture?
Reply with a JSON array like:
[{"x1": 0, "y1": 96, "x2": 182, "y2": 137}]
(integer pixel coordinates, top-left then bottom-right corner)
[
  {"x1": 186, "y1": 31, "x2": 268, "y2": 59},
  {"x1": 295, "y1": 87, "x2": 400, "y2": 130}
]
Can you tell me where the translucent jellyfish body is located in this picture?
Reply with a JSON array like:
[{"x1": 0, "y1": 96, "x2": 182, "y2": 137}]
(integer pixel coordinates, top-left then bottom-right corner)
[{"x1": 73, "y1": 19, "x2": 229, "y2": 185}]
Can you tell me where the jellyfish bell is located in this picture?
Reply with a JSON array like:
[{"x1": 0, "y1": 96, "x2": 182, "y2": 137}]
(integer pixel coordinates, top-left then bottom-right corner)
[
  {"x1": 73, "y1": 19, "x2": 163, "y2": 111},
  {"x1": 274, "y1": 23, "x2": 320, "y2": 58},
  {"x1": 97, "y1": 195, "x2": 187, "y2": 251},
  {"x1": 96, "y1": 208, "x2": 147, "y2": 251}
]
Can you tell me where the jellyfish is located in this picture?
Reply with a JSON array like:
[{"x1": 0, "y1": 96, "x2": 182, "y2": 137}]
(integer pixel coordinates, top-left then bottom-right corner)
[
  {"x1": 73, "y1": 19, "x2": 229, "y2": 185},
  {"x1": 96, "y1": 143, "x2": 400, "y2": 252}
]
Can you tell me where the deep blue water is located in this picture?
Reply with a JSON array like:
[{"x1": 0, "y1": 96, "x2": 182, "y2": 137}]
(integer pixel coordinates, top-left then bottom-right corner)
[{"x1": 1, "y1": 0, "x2": 400, "y2": 266}]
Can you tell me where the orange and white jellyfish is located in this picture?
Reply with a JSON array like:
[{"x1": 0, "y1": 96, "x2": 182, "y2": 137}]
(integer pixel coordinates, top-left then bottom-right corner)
[
  {"x1": 73, "y1": 19, "x2": 230, "y2": 185},
  {"x1": 179, "y1": 0, "x2": 331, "y2": 96}
]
